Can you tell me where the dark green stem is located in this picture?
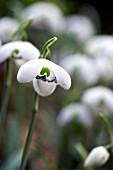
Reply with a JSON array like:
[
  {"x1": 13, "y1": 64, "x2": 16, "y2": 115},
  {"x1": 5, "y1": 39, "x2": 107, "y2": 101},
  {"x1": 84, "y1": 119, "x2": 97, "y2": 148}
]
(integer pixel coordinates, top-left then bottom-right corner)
[
  {"x1": 0, "y1": 59, "x2": 12, "y2": 135},
  {"x1": 19, "y1": 92, "x2": 39, "y2": 170}
]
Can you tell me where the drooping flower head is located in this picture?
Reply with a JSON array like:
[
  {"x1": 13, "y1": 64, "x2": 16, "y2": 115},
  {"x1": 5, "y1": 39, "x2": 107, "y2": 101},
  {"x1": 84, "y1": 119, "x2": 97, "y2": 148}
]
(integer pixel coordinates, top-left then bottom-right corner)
[
  {"x1": 17, "y1": 58, "x2": 71, "y2": 96},
  {"x1": 57, "y1": 102, "x2": 93, "y2": 128},
  {"x1": 84, "y1": 35, "x2": 113, "y2": 60},
  {"x1": 60, "y1": 53, "x2": 99, "y2": 85},
  {"x1": 66, "y1": 14, "x2": 96, "y2": 43},
  {"x1": 21, "y1": 2, "x2": 66, "y2": 34},
  {"x1": 82, "y1": 86, "x2": 113, "y2": 115},
  {"x1": 0, "y1": 41, "x2": 40, "y2": 66},
  {"x1": 0, "y1": 17, "x2": 19, "y2": 43}
]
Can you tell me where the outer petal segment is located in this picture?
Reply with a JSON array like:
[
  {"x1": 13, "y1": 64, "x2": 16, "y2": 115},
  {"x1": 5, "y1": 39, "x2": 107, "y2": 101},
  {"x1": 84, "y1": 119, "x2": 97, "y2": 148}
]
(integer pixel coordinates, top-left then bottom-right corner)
[{"x1": 52, "y1": 63, "x2": 71, "y2": 90}]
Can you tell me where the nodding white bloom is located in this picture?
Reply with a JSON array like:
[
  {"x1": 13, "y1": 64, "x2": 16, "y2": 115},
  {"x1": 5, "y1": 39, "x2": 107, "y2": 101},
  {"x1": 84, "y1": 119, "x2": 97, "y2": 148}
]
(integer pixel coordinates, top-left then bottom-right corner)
[
  {"x1": 57, "y1": 103, "x2": 93, "y2": 128},
  {"x1": 60, "y1": 53, "x2": 99, "y2": 85},
  {"x1": 66, "y1": 14, "x2": 96, "y2": 43},
  {"x1": 21, "y1": 2, "x2": 66, "y2": 34},
  {"x1": 94, "y1": 56, "x2": 113, "y2": 82},
  {"x1": 17, "y1": 59, "x2": 71, "y2": 96},
  {"x1": 84, "y1": 146, "x2": 110, "y2": 167},
  {"x1": 84, "y1": 35, "x2": 113, "y2": 60},
  {"x1": 82, "y1": 86, "x2": 113, "y2": 114},
  {"x1": 0, "y1": 17, "x2": 19, "y2": 43},
  {"x1": 0, "y1": 41, "x2": 40, "y2": 66}
]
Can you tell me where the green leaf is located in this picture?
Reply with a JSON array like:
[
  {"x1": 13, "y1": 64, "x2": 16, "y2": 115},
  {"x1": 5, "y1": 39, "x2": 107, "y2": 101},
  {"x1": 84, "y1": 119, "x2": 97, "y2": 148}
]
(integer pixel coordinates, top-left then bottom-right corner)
[{"x1": 1, "y1": 149, "x2": 22, "y2": 170}]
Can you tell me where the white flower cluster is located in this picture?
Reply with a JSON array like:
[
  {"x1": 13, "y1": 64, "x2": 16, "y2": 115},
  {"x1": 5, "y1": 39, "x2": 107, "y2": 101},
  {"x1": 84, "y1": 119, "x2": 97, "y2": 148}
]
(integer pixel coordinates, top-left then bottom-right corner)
[
  {"x1": 0, "y1": 40, "x2": 71, "y2": 97},
  {"x1": 0, "y1": 2, "x2": 97, "y2": 44}
]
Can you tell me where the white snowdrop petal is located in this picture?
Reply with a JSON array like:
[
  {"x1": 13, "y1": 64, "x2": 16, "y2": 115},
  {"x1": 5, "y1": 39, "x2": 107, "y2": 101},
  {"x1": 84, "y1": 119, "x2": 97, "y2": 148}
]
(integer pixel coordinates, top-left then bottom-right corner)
[
  {"x1": 0, "y1": 41, "x2": 40, "y2": 64},
  {"x1": 17, "y1": 59, "x2": 52, "y2": 83},
  {"x1": 84, "y1": 146, "x2": 110, "y2": 167},
  {"x1": 17, "y1": 59, "x2": 42, "y2": 83},
  {"x1": 33, "y1": 79, "x2": 56, "y2": 96},
  {"x1": 52, "y1": 64, "x2": 71, "y2": 90}
]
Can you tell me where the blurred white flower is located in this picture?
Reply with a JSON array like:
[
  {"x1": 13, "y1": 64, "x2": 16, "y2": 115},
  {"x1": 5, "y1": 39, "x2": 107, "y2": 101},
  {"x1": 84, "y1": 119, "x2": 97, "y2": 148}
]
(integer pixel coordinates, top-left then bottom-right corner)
[
  {"x1": 94, "y1": 56, "x2": 113, "y2": 81},
  {"x1": 21, "y1": 2, "x2": 66, "y2": 34},
  {"x1": 60, "y1": 53, "x2": 99, "y2": 85},
  {"x1": 0, "y1": 41, "x2": 40, "y2": 66},
  {"x1": 84, "y1": 146, "x2": 110, "y2": 167},
  {"x1": 57, "y1": 103, "x2": 93, "y2": 128},
  {"x1": 0, "y1": 17, "x2": 19, "y2": 43},
  {"x1": 17, "y1": 59, "x2": 71, "y2": 96},
  {"x1": 84, "y1": 35, "x2": 113, "y2": 60},
  {"x1": 66, "y1": 14, "x2": 96, "y2": 43},
  {"x1": 82, "y1": 86, "x2": 113, "y2": 114}
]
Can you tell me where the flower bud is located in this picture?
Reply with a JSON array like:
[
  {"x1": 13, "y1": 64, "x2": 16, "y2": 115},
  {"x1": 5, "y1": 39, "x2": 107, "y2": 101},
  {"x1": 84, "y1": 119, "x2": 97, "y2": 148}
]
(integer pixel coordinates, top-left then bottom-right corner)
[{"x1": 84, "y1": 146, "x2": 110, "y2": 167}]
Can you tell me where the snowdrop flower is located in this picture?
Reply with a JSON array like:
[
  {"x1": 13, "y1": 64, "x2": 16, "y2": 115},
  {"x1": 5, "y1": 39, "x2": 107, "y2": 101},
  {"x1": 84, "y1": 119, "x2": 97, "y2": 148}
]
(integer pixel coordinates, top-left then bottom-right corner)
[
  {"x1": 82, "y1": 86, "x2": 113, "y2": 114},
  {"x1": 60, "y1": 53, "x2": 99, "y2": 85},
  {"x1": 57, "y1": 103, "x2": 93, "y2": 128},
  {"x1": 84, "y1": 35, "x2": 113, "y2": 60},
  {"x1": 21, "y1": 2, "x2": 66, "y2": 34},
  {"x1": 66, "y1": 14, "x2": 96, "y2": 43},
  {"x1": 0, "y1": 41, "x2": 40, "y2": 66},
  {"x1": 0, "y1": 17, "x2": 19, "y2": 43},
  {"x1": 84, "y1": 146, "x2": 110, "y2": 167},
  {"x1": 17, "y1": 59, "x2": 71, "y2": 96},
  {"x1": 94, "y1": 56, "x2": 113, "y2": 81}
]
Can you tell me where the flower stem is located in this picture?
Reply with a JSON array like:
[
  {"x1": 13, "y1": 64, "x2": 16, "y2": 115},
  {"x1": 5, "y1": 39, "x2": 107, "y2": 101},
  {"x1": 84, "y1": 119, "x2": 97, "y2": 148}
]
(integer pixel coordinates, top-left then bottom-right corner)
[
  {"x1": 99, "y1": 112, "x2": 113, "y2": 134},
  {"x1": 0, "y1": 59, "x2": 12, "y2": 135},
  {"x1": 19, "y1": 92, "x2": 39, "y2": 170},
  {"x1": 74, "y1": 142, "x2": 88, "y2": 160}
]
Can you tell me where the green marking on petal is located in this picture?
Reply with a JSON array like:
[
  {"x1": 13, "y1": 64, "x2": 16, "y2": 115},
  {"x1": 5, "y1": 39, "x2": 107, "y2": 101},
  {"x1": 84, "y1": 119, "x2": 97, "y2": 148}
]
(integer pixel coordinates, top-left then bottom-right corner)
[
  {"x1": 13, "y1": 49, "x2": 20, "y2": 55},
  {"x1": 40, "y1": 67, "x2": 50, "y2": 77}
]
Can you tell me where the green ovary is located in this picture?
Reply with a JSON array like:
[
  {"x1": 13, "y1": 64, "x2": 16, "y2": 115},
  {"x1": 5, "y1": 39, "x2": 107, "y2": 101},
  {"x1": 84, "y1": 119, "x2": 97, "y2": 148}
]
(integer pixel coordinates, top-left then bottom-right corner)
[{"x1": 40, "y1": 67, "x2": 50, "y2": 77}]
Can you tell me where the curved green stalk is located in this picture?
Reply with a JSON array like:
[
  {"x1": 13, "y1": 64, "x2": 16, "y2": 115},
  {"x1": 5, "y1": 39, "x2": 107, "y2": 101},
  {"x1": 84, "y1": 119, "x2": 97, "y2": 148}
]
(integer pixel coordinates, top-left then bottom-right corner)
[
  {"x1": 40, "y1": 37, "x2": 57, "y2": 59},
  {"x1": 99, "y1": 112, "x2": 113, "y2": 134},
  {"x1": 0, "y1": 59, "x2": 12, "y2": 135},
  {"x1": 19, "y1": 92, "x2": 39, "y2": 170}
]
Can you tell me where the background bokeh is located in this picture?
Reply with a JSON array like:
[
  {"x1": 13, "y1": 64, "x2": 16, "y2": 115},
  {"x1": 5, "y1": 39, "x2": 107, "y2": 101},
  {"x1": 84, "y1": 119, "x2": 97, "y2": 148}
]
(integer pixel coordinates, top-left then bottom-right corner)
[{"x1": 0, "y1": 0, "x2": 113, "y2": 170}]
